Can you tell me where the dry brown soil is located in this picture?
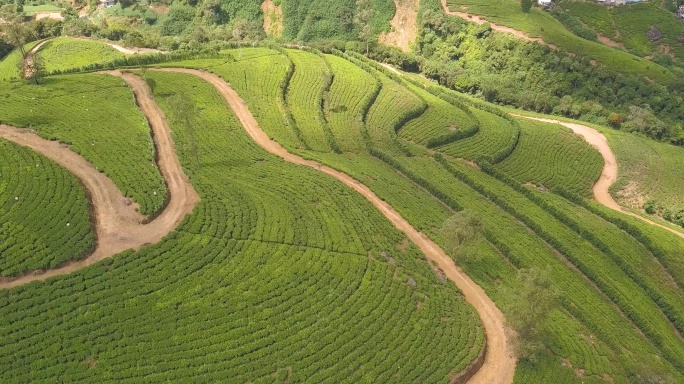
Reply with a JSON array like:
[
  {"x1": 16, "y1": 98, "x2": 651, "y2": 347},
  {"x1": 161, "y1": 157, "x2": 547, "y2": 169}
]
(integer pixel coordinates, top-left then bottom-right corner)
[
  {"x1": 379, "y1": 0, "x2": 420, "y2": 52},
  {"x1": 0, "y1": 71, "x2": 199, "y2": 289},
  {"x1": 261, "y1": 0, "x2": 283, "y2": 37},
  {"x1": 150, "y1": 67, "x2": 516, "y2": 384}
]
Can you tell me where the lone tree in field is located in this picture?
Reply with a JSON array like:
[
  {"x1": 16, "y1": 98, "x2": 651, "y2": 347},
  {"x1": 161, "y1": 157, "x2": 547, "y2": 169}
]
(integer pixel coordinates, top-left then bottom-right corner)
[
  {"x1": 23, "y1": 53, "x2": 45, "y2": 84},
  {"x1": 439, "y1": 210, "x2": 484, "y2": 262},
  {"x1": 500, "y1": 267, "x2": 560, "y2": 361},
  {"x1": 354, "y1": 0, "x2": 374, "y2": 55},
  {"x1": 167, "y1": 93, "x2": 200, "y2": 169},
  {"x1": 521, "y1": 0, "x2": 534, "y2": 13}
]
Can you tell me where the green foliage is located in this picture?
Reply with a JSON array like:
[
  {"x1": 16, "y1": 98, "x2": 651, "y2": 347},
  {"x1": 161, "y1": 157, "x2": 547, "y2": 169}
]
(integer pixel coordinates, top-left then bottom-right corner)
[
  {"x1": 0, "y1": 140, "x2": 94, "y2": 277},
  {"x1": 160, "y1": 4, "x2": 195, "y2": 36},
  {"x1": 500, "y1": 267, "x2": 560, "y2": 361},
  {"x1": 521, "y1": 0, "x2": 533, "y2": 13},
  {"x1": 495, "y1": 118, "x2": 603, "y2": 197},
  {"x1": 440, "y1": 0, "x2": 674, "y2": 82},
  {"x1": 0, "y1": 40, "x2": 39, "y2": 80},
  {"x1": 0, "y1": 70, "x2": 486, "y2": 382},
  {"x1": 0, "y1": 74, "x2": 167, "y2": 215},
  {"x1": 416, "y1": 1, "x2": 684, "y2": 144},
  {"x1": 439, "y1": 210, "x2": 484, "y2": 262},
  {"x1": 550, "y1": 10, "x2": 597, "y2": 42},
  {"x1": 280, "y1": 0, "x2": 393, "y2": 41},
  {"x1": 36, "y1": 37, "x2": 124, "y2": 74}
]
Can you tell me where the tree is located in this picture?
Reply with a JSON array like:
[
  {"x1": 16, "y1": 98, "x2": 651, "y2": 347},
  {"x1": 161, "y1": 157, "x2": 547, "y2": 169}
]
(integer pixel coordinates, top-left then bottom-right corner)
[
  {"x1": 0, "y1": 14, "x2": 34, "y2": 59},
  {"x1": 439, "y1": 210, "x2": 484, "y2": 262},
  {"x1": 167, "y1": 93, "x2": 200, "y2": 169},
  {"x1": 521, "y1": 0, "x2": 534, "y2": 13},
  {"x1": 354, "y1": 0, "x2": 373, "y2": 55},
  {"x1": 23, "y1": 52, "x2": 45, "y2": 84},
  {"x1": 499, "y1": 267, "x2": 560, "y2": 361},
  {"x1": 608, "y1": 112, "x2": 622, "y2": 128}
]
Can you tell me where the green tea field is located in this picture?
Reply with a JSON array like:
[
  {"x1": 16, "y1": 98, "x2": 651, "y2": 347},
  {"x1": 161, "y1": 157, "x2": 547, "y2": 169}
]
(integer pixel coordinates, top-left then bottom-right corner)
[{"x1": 2, "y1": 33, "x2": 684, "y2": 384}]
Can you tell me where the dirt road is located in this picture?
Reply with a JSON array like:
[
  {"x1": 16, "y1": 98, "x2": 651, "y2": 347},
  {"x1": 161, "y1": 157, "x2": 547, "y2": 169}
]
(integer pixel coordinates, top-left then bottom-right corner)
[
  {"x1": 151, "y1": 68, "x2": 516, "y2": 384},
  {"x1": 515, "y1": 115, "x2": 684, "y2": 239},
  {"x1": 0, "y1": 72, "x2": 198, "y2": 289},
  {"x1": 439, "y1": 0, "x2": 557, "y2": 50},
  {"x1": 73, "y1": 37, "x2": 164, "y2": 55}
]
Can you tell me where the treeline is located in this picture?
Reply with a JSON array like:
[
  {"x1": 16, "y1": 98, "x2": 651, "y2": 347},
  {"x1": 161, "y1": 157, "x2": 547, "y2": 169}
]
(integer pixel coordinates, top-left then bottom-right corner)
[{"x1": 411, "y1": 0, "x2": 684, "y2": 145}]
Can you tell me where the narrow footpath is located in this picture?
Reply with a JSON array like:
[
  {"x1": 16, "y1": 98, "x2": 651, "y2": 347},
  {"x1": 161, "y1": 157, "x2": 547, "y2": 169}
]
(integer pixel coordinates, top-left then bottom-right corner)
[
  {"x1": 151, "y1": 68, "x2": 516, "y2": 384},
  {"x1": 0, "y1": 71, "x2": 199, "y2": 289}
]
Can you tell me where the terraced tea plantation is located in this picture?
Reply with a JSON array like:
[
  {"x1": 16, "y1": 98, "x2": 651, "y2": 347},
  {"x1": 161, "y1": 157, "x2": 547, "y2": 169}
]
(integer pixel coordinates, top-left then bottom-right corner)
[
  {"x1": 0, "y1": 74, "x2": 167, "y2": 216},
  {"x1": 0, "y1": 140, "x2": 94, "y2": 276},
  {"x1": 3, "y1": 43, "x2": 684, "y2": 384},
  {"x1": 36, "y1": 37, "x2": 125, "y2": 74}
]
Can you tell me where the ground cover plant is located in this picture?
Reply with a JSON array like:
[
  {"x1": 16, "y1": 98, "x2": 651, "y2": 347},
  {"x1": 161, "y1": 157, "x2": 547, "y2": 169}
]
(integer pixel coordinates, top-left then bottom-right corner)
[
  {"x1": 441, "y1": 0, "x2": 672, "y2": 82},
  {"x1": 0, "y1": 41, "x2": 41, "y2": 81},
  {"x1": 5, "y1": 42, "x2": 684, "y2": 384},
  {"x1": 606, "y1": 128, "x2": 684, "y2": 223},
  {"x1": 323, "y1": 54, "x2": 377, "y2": 153},
  {"x1": 0, "y1": 70, "x2": 486, "y2": 382},
  {"x1": 36, "y1": 37, "x2": 125, "y2": 74},
  {"x1": 172, "y1": 47, "x2": 684, "y2": 382},
  {"x1": 495, "y1": 118, "x2": 603, "y2": 196},
  {"x1": 438, "y1": 108, "x2": 519, "y2": 162},
  {"x1": 284, "y1": 49, "x2": 335, "y2": 152},
  {"x1": 0, "y1": 139, "x2": 94, "y2": 277},
  {"x1": 0, "y1": 74, "x2": 167, "y2": 216},
  {"x1": 559, "y1": 0, "x2": 684, "y2": 63}
]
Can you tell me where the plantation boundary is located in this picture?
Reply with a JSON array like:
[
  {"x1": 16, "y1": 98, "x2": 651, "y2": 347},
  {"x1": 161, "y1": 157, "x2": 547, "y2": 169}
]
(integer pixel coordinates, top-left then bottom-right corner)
[{"x1": 149, "y1": 67, "x2": 515, "y2": 384}]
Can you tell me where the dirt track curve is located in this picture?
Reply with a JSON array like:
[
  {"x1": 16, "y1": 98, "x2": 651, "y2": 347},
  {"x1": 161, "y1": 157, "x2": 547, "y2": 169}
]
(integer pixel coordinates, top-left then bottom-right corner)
[
  {"x1": 0, "y1": 71, "x2": 199, "y2": 289},
  {"x1": 439, "y1": 0, "x2": 557, "y2": 50},
  {"x1": 23, "y1": 39, "x2": 50, "y2": 78},
  {"x1": 515, "y1": 115, "x2": 684, "y2": 240},
  {"x1": 150, "y1": 68, "x2": 516, "y2": 384}
]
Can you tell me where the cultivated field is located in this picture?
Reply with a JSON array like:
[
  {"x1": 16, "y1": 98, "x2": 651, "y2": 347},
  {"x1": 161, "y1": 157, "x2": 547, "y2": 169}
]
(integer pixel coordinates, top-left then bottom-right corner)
[{"x1": 3, "y1": 44, "x2": 684, "y2": 383}]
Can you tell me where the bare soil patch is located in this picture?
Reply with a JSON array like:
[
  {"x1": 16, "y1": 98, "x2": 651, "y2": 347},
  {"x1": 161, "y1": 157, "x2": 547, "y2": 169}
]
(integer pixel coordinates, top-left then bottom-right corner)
[
  {"x1": 597, "y1": 34, "x2": 625, "y2": 49},
  {"x1": 261, "y1": 0, "x2": 283, "y2": 37},
  {"x1": 379, "y1": 0, "x2": 420, "y2": 52}
]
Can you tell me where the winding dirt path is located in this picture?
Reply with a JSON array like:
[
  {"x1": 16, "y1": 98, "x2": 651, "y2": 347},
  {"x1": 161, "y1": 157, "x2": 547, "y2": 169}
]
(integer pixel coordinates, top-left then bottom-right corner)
[
  {"x1": 0, "y1": 71, "x2": 199, "y2": 290},
  {"x1": 440, "y1": 0, "x2": 557, "y2": 50},
  {"x1": 74, "y1": 37, "x2": 164, "y2": 55},
  {"x1": 514, "y1": 115, "x2": 684, "y2": 239},
  {"x1": 150, "y1": 68, "x2": 515, "y2": 384},
  {"x1": 22, "y1": 39, "x2": 50, "y2": 78}
]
